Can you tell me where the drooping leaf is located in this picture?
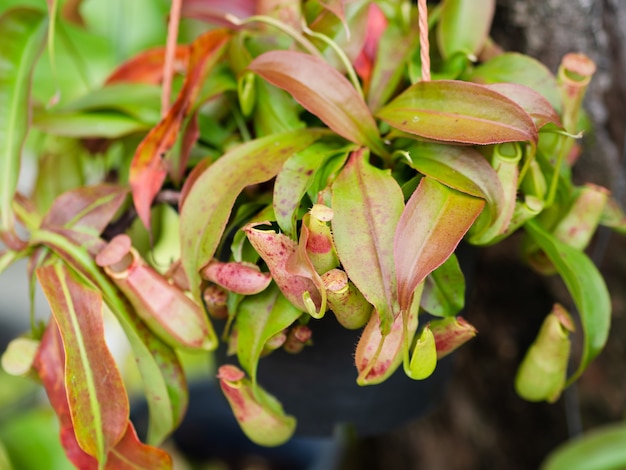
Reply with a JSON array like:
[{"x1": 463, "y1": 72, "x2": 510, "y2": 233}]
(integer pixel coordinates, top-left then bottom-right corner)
[
  {"x1": 485, "y1": 83, "x2": 562, "y2": 130},
  {"x1": 407, "y1": 141, "x2": 504, "y2": 228},
  {"x1": 437, "y1": 0, "x2": 495, "y2": 60},
  {"x1": 0, "y1": 8, "x2": 47, "y2": 235},
  {"x1": 105, "y1": 45, "x2": 190, "y2": 85},
  {"x1": 524, "y1": 220, "x2": 611, "y2": 384},
  {"x1": 466, "y1": 52, "x2": 562, "y2": 112},
  {"x1": 377, "y1": 80, "x2": 538, "y2": 145},
  {"x1": 36, "y1": 261, "x2": 128, "y2": 461},
  {"x1": 32, "y1": 320, "x2": 99, "y2": 469},
  {"x1": 248, "y1": 50, "x2": 387, "y2": 156},
  {"x1": 41, "y1": 184, "x2": 128, "y2": 233},
  {"x1": 331, "y1": 149, "x2": 403, "y2": 332},
  {"x1": 394, "y1": 177, "x2": 484, "y2": 312},
  {"x1": 236, "y1": 285, "x2": 302, "y2": 389},
  {"x1": 421, "y1": 253, "x2": 465, "y2": 317},
  {"x1": 180, "y1": 128, "x2": 326, "y2": 299},
  {"x1": 30, "y1": 228, "x2": 188, "y2": 446},
  {"x1": 541, "y1": 423, "x2": 626, "y2": 470},
  {"x1": 130, "y1": 29, "x2": 231, "y2": 230}
]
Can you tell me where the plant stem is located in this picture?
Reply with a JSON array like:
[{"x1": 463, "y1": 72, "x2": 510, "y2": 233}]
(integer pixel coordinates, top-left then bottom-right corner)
[
  {"x1": 162, "y1": 0, "x2": 182, "y2": 117},
  {"x1": 418, "y1": 0, "x2": 431, "y2": 82}
]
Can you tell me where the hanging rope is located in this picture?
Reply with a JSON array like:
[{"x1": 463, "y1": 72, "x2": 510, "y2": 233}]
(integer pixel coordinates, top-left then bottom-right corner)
[
  {"x1": 418, "y1": 0, "x2": 431, "y2": 82},
  {"x1": 162, "y1": 0, "x2": 182, "y2": 116}
]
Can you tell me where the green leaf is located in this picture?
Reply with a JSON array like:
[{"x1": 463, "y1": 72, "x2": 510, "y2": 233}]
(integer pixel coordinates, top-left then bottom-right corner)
[
  {"x1": 273, "y1": 140, "x2": 349, "y2": 237},
  {"x1": 541, "y1": 423, "x2": 626, "y2": 470},
  {"x1": 394, "y1": 177, "x2": 484, "y2": 312},
  {"x1": 59, "y1": 83, "x2": 162, "y2": 125},
  {"x1": 437, "y1": 0, "x2": 495, "y2": 60},
  {"x1": 466, "y1": 52, "x2": 562, "y2": 112},
  {"x1": 180, "y1": 128, "x2": 326, "y2": 299},
  {"x1": 32, "y1": 110, "x2": 149, "y2": 138},
  {"x1": 331, "y1": 149, "x2": 404, "y2": 332},
  {"x1": 406, "y1": 141, "x2": 505, "y2": 229},
  {"x1": 36, "y1": 261, "x2": 128, "y2": 462},
  {"x1": 236, "y1": 285, "x2": 302, "y2": 390},
  {"x1": 377, "y1": 80, "x2": 538, "y2": 145},
  {"x1": 248, "y1": 50, "x2": 387, "y2": 156},
  {"x1": 422, "y1": 254, "x2": 465, "y2": 317},
  {"x1": 524, "y1": 220, "x2": 611, "y2": 384},
  {"x1": 0, "y1": 7, "x2": 47, "y2": 234}
]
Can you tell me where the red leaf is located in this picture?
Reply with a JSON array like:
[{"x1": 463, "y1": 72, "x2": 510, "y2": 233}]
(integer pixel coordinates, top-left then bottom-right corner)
[
  {"x1": 107, "y1": 423, "x2": 172, "y2": 469},
  {"x1": 181, "y1": 0, "x2": 256, "y2": 26},
  {"x1": 248, "y1": 50, "x2": 386, "y2": 155},
  {"x1": 394, "y1": 177, "x2": 484, "y2": 311},
  {"x1": 37, "y1": 263, "x2": 129, "y2": 460},
  {"x1": 105, "y1": 46, "x2": 190, "y2": 85},
  {"x1": 485, "y1": 83, "x2": 562, "y2": 129},
  {"x1": 353, "y1": 3, "x2": 387, "y2": 86},
  {"x1": 129, "y1": 29, "x2": 230, "y2": 229}
]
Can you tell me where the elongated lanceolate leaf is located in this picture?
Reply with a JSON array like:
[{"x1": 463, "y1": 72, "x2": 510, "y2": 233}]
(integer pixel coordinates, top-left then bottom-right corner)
[
  {"x1": 377, "y1": 80, "x2": 538, "y2": 145},
  {"x1": 105, "y1": 45, "x2": 189, "y2": 85},
  {"x1": 408, "y1": 142, "x2": 504, "y2": 229},
  {"x1": 0, "y1": 8, "x2": 47, "y2": 235},
  {"x1": 32, "y1": 322, "x2": 172, "y2": 469},
  {"x1": 524, "y1": 220, "x2": 611, "y2": 384},
  {"x1": 437, "y1": 0, "x2": 495, "y2": 60},
  {"x1": 31, "y1": 228, "x2": 187, "y2": 446},
  {"x1": 394, "y1": 177, "x2": 484, "y2": 312},
  {"x1": 331, "y1": 149, "x2": 404, "y2": 332},
  {"x1": 180, "y1": 128, "x2": 326, "y2": 299},
  {"x1": 32, "y1": 111, "x2": 149, "y2": 138},
  {"x1": 41, "y1": 184, "x2": 128, "y2": 233},
  {"x1": 248, "y1": 50, "x2": 387, "y2": 156},
  {"x1": 36, "y1": 262, "x2": 128, "y2": 462},
  {"x1": 541, "y1": 423, "x2": 626, "y2": 470},
  {"x1": 236, "y1": 285, "x2": 302, "y2": 389},
  {"x1": 130, "y1": 29, "x2": 230, "y2": 230}
]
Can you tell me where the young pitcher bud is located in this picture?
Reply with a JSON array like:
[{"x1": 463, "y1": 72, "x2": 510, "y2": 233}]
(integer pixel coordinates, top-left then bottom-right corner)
[
  {"x1": 321, "y1": 269, "x2": 372, "y2": 329},
  {"x1": 429, "y1": 316, "x2": 478, "y2": 359},
  {"x1": 305, "y1": 205, "x2": 339, "y2": 275},
  {"x1": 405, "y1": 325, "x2": 437, "y2": 380},
  {"x1": 97, "y1": 235, "x2": 214, "y2": 350},
  {"x1": 1, "y1": 337, "x2": 40, "y2": 376},
  {"x1": 201, "y1": 259, "x2": 271, "y2": 295},
  {"x1": 283, "y1": 324, "x2": 312, "y2": 354},
  {"x1": 217, "y1": 365, "x2": 296, "y2": 446},
  {"x1": 515, "y1": 304, "x2": 574, "y2": 403},
  {"x1": 202, "y1": 284, "x2": 229, "y2": 319}
]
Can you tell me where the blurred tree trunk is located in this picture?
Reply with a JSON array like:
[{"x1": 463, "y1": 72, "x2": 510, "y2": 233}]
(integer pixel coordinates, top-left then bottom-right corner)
[{"x1": 362, "y1": 2, "x2": 626, "y2": 469}]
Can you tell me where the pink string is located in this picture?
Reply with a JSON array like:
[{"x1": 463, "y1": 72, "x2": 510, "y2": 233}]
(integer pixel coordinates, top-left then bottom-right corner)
[
  {"x1": 162, "y1": 0, "x2": 182, "y2": 116},
  {"x1": 418, "y1": 0, "x2": 431, "y2": 82}
]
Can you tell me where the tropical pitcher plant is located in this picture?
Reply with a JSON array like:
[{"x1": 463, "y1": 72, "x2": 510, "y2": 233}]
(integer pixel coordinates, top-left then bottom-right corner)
[{"x1": 0, "y1": 0, "x2": 621, "y2": 467}]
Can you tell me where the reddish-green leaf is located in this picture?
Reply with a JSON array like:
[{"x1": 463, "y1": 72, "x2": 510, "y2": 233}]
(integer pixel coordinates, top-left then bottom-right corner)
[
  {"x1": 437, "y1": 0, "x2": 495, "y2": 60},
  {"x1": 485, "y1": 83, "x2": 562, "y2": 130},
  {"x1": 407, "y1": 142, "x2": 504, "y2": 228},
  {"x1": 0, "y1": 8, "x2": 47, "y2": 235},
  {"x1": 130, "y1": 29, "x2": 230, "y2": 230},
  {"x1": 331, "y1": 149, "x2": 403, "y2": 332},
  {"x1": 376, "y1": 80, "x2": 538, "y2": 144},
  {"x1": 248, "y1": 50, "x2": 387, "y2": 156},
  {"x1": 181, "y1": 0, "x2": 255, "y2": 25},
  {"x1": 394, "y1": 177, "x2": 484, "y2": 311},
  {"x1": 41, "y1": 184, "x2": 128, "y2": 233},
  {"x1": 36, "y1": 261, "x2": 128, "y2": 461},
  {"x1": 467, "y1": 52, "x2": 562, "y2": 112},
  {"x1": 106, "y1": 423, "x2": 172, "y2": 469},
  {"x1": 236, "y1": 285, "x2": 302, "y2": 389},
  {"x1": 180, "y1": 128, "x2": 326, "y2": 299}
]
